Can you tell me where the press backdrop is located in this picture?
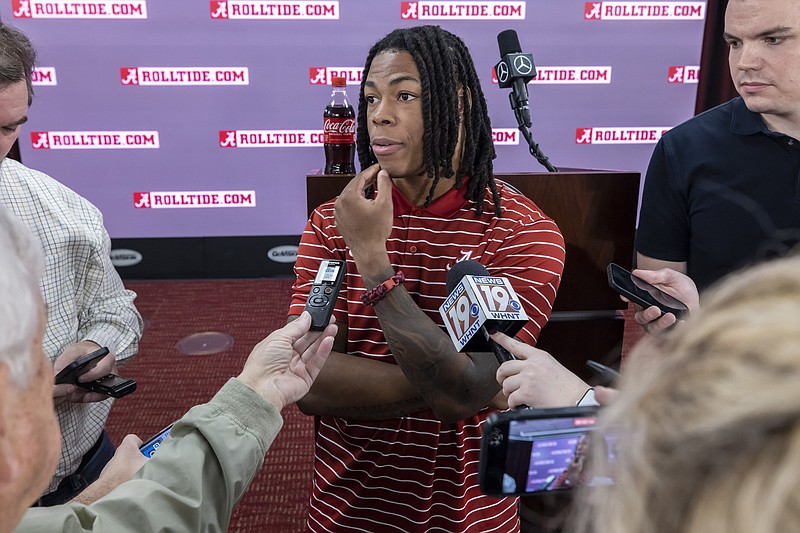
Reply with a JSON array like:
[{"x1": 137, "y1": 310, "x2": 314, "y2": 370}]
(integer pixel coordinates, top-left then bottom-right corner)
[{"x1": 0, "y1": 0, "x2": 706, "y2": 277}]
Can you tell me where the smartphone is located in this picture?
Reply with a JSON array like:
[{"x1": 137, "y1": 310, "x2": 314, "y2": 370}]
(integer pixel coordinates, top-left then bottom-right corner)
[
  {"x1": 77, "y1": 374, "x2": 137, "y2": 398},
  {"x1": 607, "y1": 262, "x2": 689, "y2": 319},
  {"x1": 139, "y1": 424, "x2": 174, "y2": 457},
  {"x1": 586, "y1": 360, "x2": 620, "y2": 386},
  {"x1": 304, "y1": 259, "x2": 346, "y2": 330},
  {"x1": 54, "y1": 347, "x2": 110, "y2": 385},
  {"x1": 479, "y1": 406, "x2": 615, "y2": 496}
]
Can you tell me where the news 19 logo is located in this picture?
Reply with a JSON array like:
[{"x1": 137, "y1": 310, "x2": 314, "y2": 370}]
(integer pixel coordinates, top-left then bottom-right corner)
[
  {"x1": 442, "y1": 290, "x2": 482, "y2": 343},
  {"x1": 439, "y1": 275, "x2": 526, "y2": 350},
  {"x1": 472, "y1": 277, "x2": 523, "y2": 318}
]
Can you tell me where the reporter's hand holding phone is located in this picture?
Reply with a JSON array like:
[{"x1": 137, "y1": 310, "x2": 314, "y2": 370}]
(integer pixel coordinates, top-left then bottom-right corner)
[
  {"x1": 71, "y1": 434, "x2": 149, "y2": 505},
  {"x1": 53, "y1": 341, "x2": 119, "y2": 404},
  {"x1": 627, "y1": 268, "x2": 700, "y2": 336}
]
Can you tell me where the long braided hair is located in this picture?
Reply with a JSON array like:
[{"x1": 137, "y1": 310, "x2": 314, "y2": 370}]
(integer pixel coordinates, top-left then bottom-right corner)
[{"x1": 356, "y1": 25, "x2": 502, "y2": 217}]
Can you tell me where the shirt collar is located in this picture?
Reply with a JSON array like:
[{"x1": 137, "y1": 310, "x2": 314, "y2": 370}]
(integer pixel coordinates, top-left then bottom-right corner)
[{"x1": 391, "y1": 177, "x2": 472, "y2": 217}]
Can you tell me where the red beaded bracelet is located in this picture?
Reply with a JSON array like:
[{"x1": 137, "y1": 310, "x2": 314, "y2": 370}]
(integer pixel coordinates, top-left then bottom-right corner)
[{"x1": 361, "y1": 270, "x2": 405, "y2": 305}]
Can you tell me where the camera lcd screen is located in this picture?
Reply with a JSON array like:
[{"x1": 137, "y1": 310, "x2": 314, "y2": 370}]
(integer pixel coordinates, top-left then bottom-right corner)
[{"x1": 481, "y1": 409, "x2": 617, "y2": 496}]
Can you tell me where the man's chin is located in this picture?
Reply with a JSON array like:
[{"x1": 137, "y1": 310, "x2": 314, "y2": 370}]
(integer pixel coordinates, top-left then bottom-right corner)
[
  {"x1": 738, "y1": 91, "x2": 777, "y2": 114},
  {"x1": 378, "y1": 159, "x2": 427, "y2": 176},
  {"x1": 740, "y1": 98, "x2": 768, "y2": 114},
  {"x1": 374, "y1": 162, "x2": 407, "y2": 179}
]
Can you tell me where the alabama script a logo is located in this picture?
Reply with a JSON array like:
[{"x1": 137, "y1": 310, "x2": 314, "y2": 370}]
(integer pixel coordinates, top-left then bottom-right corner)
[
  {"x1": 584, "y1": 2, "x2": 601, "y2": 19},
  {"x1": 400, "y1": 2, "x2": 418, "y2": 18},
  {"x1": 575, "y1": 128, "x2": 593, "y2": 144},
  {"x1": 309, "y1": 68, "x2": 327, "y2": 84},
  {"x1": 12, "y1": 0, "x2": 32, "y2": 17},
  {"x1": 211, "y1": 1, "x2": 228, "y2": 18},
  {"x1": 219, "y1": 130, "x2": 237, "y2": 147}
]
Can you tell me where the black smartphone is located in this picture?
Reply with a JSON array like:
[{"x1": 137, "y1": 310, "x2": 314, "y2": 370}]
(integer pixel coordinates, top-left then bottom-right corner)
[
  {"x1": 586, "y1": 360, "x2": 620, "y2": 386},
  {"x1": 77, "y1": 374, "x2": 137, "y2": 398},
  {"x1": 607, "y1": 262, "x2": 689, "y2": 319},
  {"x1": 54, "y1": 347, "x2": 110, "y2": 385},
  {"x1": 479, "y1": 406, "x2": 615, "y2": 496},
  {"x1": 304, "y1": 259, "x2": 346, "y2": 330},
  {"x1": 139, "y1": 424, "x2": 174, "y2": 457}
]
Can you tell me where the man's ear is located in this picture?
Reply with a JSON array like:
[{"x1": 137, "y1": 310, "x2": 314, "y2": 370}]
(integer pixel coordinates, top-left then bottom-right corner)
[{"x1": 0, "y1": 365, "x2": 20, "y2": 485}]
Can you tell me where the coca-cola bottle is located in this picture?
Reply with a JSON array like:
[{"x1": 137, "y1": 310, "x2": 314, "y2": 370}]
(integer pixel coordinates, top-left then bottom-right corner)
[{"x1": 323, "y1": 76, "x2": 356, "y2": 174}]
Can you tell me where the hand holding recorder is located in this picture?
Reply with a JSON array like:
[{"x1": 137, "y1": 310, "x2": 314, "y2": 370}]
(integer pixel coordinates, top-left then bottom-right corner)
[{"x1": 304, "y1": 259, "x2": 345, "y2": 330}]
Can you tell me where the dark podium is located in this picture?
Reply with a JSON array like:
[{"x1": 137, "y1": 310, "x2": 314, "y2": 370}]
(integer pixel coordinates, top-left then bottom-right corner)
[{"x1": 306, "y1": 169, "x2": 641, "y2": 381}]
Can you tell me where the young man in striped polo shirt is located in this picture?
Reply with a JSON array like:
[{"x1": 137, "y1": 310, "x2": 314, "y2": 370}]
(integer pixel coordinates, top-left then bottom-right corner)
[{"x1": 289, "y1": 25, "x2": 565, "y2": 532}]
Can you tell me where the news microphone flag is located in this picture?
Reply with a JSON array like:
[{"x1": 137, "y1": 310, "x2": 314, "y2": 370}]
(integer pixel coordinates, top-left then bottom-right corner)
[{"x1": 440, "y1": 262, "x2": 528, "y2": 353}]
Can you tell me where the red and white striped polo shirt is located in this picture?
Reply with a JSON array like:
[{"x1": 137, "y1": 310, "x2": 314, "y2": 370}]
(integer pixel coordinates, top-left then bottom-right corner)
[{"x1": 289, "y1": 180, "x2": 565, "y2": 532}]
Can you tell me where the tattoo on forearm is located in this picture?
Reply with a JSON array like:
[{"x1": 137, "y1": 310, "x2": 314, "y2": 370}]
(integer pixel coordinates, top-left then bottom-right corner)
[{"x1": 372, "y1": 283, "x2": 499, "y2": 410}]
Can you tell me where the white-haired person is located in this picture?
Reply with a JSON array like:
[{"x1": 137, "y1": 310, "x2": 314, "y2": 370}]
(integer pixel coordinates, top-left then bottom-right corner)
[{"x1": 0, "y1": 202, "x2": 337, "y2": 532}]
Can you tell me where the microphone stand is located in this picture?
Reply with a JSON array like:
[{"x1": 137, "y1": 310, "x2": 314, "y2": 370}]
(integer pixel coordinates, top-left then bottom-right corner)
[{"x1": 510, "y1": 93, "x2": 558, "y2": 173}]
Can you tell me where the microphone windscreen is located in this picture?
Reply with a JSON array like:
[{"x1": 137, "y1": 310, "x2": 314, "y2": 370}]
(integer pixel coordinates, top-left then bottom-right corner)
[
  {"x1": 497, "y1": 29, "x2": 522, "y2": 57},
  {"x1": 446, "y1": 260, "x2": 489, "y2": 294}
]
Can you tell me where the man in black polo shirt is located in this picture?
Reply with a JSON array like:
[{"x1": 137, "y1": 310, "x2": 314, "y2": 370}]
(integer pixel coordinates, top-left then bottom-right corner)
[{"x1": 636, "y1": 0, "x2": 800, "y2": 296}]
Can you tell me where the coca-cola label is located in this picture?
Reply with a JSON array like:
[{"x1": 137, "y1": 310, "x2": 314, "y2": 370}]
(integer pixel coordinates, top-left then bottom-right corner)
[{"x1": 324, "y1": 117, "x2": 355, "y2": 144}]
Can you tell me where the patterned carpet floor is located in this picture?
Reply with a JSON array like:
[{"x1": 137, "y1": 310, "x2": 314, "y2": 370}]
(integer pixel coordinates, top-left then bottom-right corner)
[{"x1": 105, "y1": 278, "x2": 313, "y2": 532}]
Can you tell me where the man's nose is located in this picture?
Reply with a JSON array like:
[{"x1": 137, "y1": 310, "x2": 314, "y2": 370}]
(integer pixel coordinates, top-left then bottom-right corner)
[
  {"x1": 370, "y1": 101, "x2": 395, "y2": 125},
  {"x1": 735, "y1": 42, "x2": 763, "y2": 71}
]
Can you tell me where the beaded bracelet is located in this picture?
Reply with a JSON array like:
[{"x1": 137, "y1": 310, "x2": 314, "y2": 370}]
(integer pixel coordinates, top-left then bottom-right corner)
[{"x1": 361, "y1": 270, "x2": 405, "y2": 305}]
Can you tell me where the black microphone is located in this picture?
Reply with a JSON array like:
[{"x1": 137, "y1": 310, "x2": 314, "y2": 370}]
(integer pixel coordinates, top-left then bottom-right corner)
[
  {"x1": 443, "y1": 260, "x2": 525, "y2": 365},
  {"x1": 495, "y1": 29, "x2": 536, "y2": 128}
]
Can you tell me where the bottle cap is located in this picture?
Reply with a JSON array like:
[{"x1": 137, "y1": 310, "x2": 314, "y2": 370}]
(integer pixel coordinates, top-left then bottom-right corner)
[{"x1": 331, "y1": 76, "x2": 346, "y2": 87}]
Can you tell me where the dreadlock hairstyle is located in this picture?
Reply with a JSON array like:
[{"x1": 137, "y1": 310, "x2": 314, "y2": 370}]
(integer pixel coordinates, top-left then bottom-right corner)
[{"x1": 356, "y1": 25, "x2": 502, "y2": 217}]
